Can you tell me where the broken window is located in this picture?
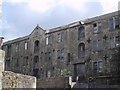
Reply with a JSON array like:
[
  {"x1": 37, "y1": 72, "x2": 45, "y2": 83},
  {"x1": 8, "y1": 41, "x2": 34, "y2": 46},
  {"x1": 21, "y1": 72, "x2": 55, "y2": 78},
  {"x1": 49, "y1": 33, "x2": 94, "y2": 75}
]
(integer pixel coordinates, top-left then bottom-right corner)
[
  {"x1": 78, "y1": 43, "x2": 85, "y2": 58},
  {"x1": 93, "y1": 23, "x2": 97, "y2": 32},
  {"x1": 34, "y1": 40, "x2": 39, "y2": 53},
  {"x1": 78, "y1": 26, "x2": 85, "y2": 39}
]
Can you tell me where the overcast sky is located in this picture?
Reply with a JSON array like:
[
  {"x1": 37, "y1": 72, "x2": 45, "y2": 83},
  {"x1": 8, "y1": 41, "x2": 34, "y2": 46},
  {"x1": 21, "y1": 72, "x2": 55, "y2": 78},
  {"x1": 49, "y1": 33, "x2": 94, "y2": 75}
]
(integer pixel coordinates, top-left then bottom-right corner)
[{"x1": 2, "y1": 0, "x2": 120, "y2": 41}]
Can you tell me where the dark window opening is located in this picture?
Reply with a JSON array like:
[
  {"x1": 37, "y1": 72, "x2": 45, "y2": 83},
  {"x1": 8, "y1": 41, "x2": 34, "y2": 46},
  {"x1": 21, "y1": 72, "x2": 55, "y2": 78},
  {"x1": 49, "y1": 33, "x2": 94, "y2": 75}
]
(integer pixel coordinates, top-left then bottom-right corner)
[
  {"x1": 33, "y1": 69, "x2": 39, "y2": 77},
  {"x1": 93, "y1": 62, "x2": 97, "y2": 73}
]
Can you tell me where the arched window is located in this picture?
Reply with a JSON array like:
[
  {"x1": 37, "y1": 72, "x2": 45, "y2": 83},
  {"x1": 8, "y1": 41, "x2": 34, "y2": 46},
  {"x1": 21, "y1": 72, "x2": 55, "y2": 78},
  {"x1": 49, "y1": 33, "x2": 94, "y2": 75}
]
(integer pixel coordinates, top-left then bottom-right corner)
[
  {"x1": 34, "y1": 40, "x2": 39, "y2": 53},
  {"x1": 78, "y1": 26, "x2": 85, "y2": 39},
  {"x1": 78, "y1": 43, "x2": 85, "y2": 58}
]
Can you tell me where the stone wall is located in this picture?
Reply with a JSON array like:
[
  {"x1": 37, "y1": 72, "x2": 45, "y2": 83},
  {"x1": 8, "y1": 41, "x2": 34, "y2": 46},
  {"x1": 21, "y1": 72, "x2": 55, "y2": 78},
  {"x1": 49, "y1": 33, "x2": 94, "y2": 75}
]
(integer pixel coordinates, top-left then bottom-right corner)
[
  {"x1": 0, "y1": 50, "x2": 5, "y2": 90},
  {"x1": 2, "y1": 71, "x2": 36, "y2": 88},
  {"x1": 37, "y1": 77, "x2": 70, "y2": 88}
]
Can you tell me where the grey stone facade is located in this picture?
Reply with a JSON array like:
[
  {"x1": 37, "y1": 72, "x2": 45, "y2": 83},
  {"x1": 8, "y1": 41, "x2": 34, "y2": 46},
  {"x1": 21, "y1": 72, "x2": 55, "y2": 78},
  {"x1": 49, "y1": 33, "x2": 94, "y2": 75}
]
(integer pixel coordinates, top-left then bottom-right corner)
[{"x1": 2, "y1": 11, "x2": 120, "y2": 86}]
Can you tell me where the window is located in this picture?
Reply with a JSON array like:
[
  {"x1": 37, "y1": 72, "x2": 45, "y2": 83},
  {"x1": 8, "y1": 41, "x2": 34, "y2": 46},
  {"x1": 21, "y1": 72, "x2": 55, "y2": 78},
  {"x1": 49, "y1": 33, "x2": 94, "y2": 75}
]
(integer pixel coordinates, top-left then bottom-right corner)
[
  {"x1": 78, "y1": 43, "x2": 85, "y2": 58},
  {"x1": 110, "y1": 36, "x2": 115, "y2": 49},
  {"x1": 15, "y1": 44, "x2": 19, "y2": 52},
  {"x1": 34, "y1": 40, "x2": 39, "y2": 53},
  {"x1": 33, "y1": 56, "x2": 39, "y2": 69},
  {"x1": 25, "y1": 42, "x2": 28, "y2": 50},
  {"x1": 93, "y1": 23, "x2": 97, "y2": 32},
  {"x1": 45, "y1": 52, "x2": 51, "y2": 61},
  {"x1": 15, "y1": 59, "x2": 19, "y2": 67},
  {"x1": 92, "y1": 40, "x2": 98, "y2": 51},
  {"x1": 93, "y1": 22, "x2": 102, "y2": 33},
  {"x1": 57, "y1": 49, "x2": 64, "y2": 59},
  {"x1": 47, "y1": 71, "x2": 51, "y2": 78},
  {"x1": 58, "y1": 33, "x2": 63, "y2": 42},
  {"x1": 7, "y1": 45, "x2": 11, "y2": 57},
  {"x1": 98, "y1": 40, "x2": 103, "y2": 51},
  {"x1": 109, "y1": 18, "x2": 114, "y2": 31},
  {"x1": 114, "y1": 16, "x2": 119, "y2": 29},
  {"x1": 98, "y1": 22, "x2": 102, "y2": 33},
  {"x1": 6, "y1": 59, "x2": 10, "y2": 68},
  {"x1": 115, "y1": 36, "x2": 120, "y2": 47},
  {"x1": 78, "y1": 26, "x2": 85, "y2": 39},
  {"x1": 46, "y1": 35, "x2": 52, "y2": 45},
  {"x1": 98, "y1": 61, "x2": 103, "y2": 72},
  {"x1": 93, "y1": 62, "x2": 97, "y2": 73},
  {"x1": 67, "y1": 53, "x2": 71, "y2": 64},
  {"x1": 93, "y1": 61, "x2": 103, "y2": 73}
]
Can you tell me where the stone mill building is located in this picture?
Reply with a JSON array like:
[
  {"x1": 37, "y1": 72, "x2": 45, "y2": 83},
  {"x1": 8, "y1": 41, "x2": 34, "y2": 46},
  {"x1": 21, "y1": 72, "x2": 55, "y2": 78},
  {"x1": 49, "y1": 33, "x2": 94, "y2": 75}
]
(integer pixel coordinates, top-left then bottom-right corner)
[{"x1": 2, "y1": 11, "x2": 120, "y2": 87}]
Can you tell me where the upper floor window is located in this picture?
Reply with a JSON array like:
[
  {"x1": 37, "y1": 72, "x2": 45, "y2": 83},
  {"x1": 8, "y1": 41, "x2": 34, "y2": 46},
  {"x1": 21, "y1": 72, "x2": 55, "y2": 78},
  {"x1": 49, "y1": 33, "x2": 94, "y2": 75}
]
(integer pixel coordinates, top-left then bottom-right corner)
[
  {"x1": 93, "y1": 23, "x2": 97, "y2": 33},
  {"x1": 109, "y1": 18, "x2": 114, "y2": 32},
  {"x1": 114, "y1": 16, "x2": 119, "y2": 29},
  {"x1": 92, "y1": 39, "x2": 98, "y2": 52},
  {"x1": 57, "y1": 49, "x2": 64, "y2": 59},
  {"x1": 46, "y1": 35, "x2": 52, "y2": 45},
  {"x1": 78, "y1": 26, "x2": 85, "y2": 39},
  {"x1": 58, "y1": 33, "x2": 63, "y2": 42},
  {"x1": 98, "y1": 22, "x2": 102, "y2": 33},
  {"x1": 15, "y1": 43, "x2": 19, "y2": 52},
  {"x1": 34, "y1": 40, "x2": 39, "y2": 53},
  {"x1": 25, "y1": 42, "x2": 28, "y2": 50},
  {"x1": 78, "y1": 43, "x2": 85, "y2": 58},
  {"x1": 93, "y1": 22, "x2": 102, "y2": 33},
  {"x1": 7, "y1": 45, "x2": 11, "y2": 57}
]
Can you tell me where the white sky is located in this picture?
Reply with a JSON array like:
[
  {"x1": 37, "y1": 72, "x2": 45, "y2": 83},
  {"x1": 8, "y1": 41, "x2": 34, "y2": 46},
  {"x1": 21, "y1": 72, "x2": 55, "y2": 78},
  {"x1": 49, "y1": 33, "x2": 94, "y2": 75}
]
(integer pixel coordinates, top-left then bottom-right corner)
[{"x1": 2, "y1": 0, "x2": 120, "y2": 41}]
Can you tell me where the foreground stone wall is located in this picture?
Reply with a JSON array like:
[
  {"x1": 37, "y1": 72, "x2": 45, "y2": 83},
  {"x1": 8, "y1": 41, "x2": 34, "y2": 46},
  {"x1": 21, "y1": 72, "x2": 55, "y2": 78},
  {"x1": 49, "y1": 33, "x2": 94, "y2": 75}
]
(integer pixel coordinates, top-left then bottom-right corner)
[
  {"x1": 2, "y1": 71, "x2": 36, "y2": 88},
  {"x1": 0, "y1": 50, "x2": 5, "y2": 90},
  {"x1": 37, "y1": 77, "x2": 70, "y2": 88}
]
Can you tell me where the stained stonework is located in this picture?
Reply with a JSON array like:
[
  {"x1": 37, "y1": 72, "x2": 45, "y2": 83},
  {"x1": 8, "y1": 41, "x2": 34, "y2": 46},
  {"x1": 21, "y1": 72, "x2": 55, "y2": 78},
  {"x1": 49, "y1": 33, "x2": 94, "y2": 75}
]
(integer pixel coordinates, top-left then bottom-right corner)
[{"x1": 2, "y1": 71, "x2": 36, "y2": 88}]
